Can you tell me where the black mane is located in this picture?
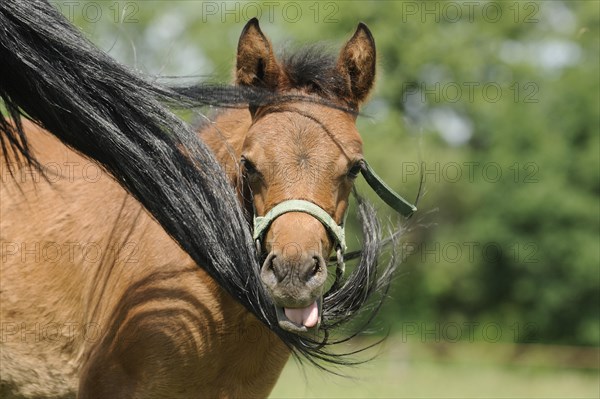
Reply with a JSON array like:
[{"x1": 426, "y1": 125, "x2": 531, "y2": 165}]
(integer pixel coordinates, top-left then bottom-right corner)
[
  {"x1": 0, "y1": 0, "x2": 402, "y2": 370},
  {"x1": 280, "y1": 45, "x2": 347, "y2": 101}
]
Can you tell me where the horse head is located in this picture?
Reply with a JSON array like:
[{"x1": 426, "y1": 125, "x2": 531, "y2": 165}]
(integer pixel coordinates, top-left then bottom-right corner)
[{"x1": 235, "y1": 18, "x2": 376, "y2": 333}]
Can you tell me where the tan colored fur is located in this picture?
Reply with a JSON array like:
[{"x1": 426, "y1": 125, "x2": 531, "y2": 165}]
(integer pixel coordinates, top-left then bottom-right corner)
[
  {"x1": 0, "y1": 20, "x2": 376, "y2": 398},
  {"x1": 1, "y1": 119, "x2": 289, "y2": 398}
]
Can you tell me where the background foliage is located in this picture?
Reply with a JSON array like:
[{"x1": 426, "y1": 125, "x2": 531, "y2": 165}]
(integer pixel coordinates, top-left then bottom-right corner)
[{"x1": 59, "y1": 0, "x2": 598, "y2": 347}]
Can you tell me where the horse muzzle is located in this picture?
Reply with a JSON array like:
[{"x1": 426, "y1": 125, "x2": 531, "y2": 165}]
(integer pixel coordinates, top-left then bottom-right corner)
[
  {"x1": 254, "y1": 199, "x2": 346, "y2": 333},
  {"x1": 260, "y1": 249, "x2": 327, "y2": 333}
]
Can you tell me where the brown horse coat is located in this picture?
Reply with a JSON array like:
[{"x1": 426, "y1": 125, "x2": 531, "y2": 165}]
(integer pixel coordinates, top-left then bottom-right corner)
[
  {"x1": 1, "y1": 117, "x2": 288, "y2": 398},
  {"x1": 1, "y1": 19, "x2": 377, "y2": 398}
]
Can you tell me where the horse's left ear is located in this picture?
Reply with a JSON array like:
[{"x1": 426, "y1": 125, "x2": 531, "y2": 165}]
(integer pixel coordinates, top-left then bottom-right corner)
[{"x1": 336, "y1": 23, "x2": 376, "y2": 105}]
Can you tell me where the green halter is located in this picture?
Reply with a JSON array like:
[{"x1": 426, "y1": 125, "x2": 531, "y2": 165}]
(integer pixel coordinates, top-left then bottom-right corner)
[
  {"x1": 253, "y1": 199, "x2": 347, "y2": 252},
  {"x1": 252, "y1": 159, "x2": 417, "y2": 267},
  {"x1": 252, "y1": 160, "x2": 416, "y2": 289}
]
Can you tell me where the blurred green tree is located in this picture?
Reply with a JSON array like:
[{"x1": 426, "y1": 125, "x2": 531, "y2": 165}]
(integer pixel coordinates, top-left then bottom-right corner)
[{"x1": 58, "y1": 0, "x2": 600, "y2": 346}]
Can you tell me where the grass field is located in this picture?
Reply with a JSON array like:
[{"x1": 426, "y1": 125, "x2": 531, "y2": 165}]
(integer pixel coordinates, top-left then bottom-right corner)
[{"x1": 270, "y1": 339, "x2": 599, "y2": 398}]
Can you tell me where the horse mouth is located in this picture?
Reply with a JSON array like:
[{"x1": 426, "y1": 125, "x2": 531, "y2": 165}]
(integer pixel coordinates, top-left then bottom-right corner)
[{"x1": 275, "y1": 297, "x2": 322, "y2": 333}]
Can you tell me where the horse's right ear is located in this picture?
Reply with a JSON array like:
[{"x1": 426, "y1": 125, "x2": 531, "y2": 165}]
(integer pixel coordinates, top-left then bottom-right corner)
[
  {"x1": 336, "y1": 23, "x2": 376, "y2": 106},
  {"x1": 236, "y1": 18, "x2": 280, "y2": 89}
]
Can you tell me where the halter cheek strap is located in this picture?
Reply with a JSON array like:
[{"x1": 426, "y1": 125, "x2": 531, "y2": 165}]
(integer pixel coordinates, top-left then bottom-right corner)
[
  {"x1": 361, "y1": 160, "x2": 417, "y2": 217},
  {"x1": 253, "y1": 199, "x2": 347, "y2": 253}
]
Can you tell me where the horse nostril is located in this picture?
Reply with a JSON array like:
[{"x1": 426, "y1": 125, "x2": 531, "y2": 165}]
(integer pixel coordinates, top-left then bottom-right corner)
[
  {"x1": 260, "y1": 252, "x2": 282, "y2": 289},
  {"x1": 304, "y1": 255, "x2": 327, "y2": 284},
  {"x1": 268, "y1": 255, "x2": 276, "y2": 271},
  {"x1": 262, "y1": 251, "x2": 327, "y2": 289},
  {"x1": 311, "y1": 256, "x2": 320, "y2": 277}
]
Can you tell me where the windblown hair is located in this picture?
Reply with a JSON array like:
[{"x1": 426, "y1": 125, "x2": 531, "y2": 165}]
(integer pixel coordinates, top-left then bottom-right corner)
[
  {"x1": 279, "y1": 45, "x2": 348, "y2": 102},
  {"x1": 0, "y1": 0, "x2": 403, "y2": 368}
]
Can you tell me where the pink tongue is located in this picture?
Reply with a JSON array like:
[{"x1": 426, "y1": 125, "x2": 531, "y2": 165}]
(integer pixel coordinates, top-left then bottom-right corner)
[{"x1": 284, "y1": 301, "x2": 319, "y2": 328}]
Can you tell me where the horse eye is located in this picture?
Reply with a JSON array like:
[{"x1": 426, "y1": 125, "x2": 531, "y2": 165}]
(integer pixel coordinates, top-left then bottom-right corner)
[
  {"x1": 241, "y1": 157, "x2": 258, "y2": 175},
  {"x1": 347, "y1": 161, "x2": 363, "y2": 179}
]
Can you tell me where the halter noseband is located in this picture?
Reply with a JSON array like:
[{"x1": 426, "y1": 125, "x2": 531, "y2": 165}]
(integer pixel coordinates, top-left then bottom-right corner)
[{"x1": 253, "y1": 199, "x2": 346, "y2": 252}]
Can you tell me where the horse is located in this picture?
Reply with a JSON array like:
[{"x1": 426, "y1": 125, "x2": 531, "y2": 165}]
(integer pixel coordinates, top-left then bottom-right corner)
[{"x1": 1, "y1": 2, "x2": 415, "y2": 397}]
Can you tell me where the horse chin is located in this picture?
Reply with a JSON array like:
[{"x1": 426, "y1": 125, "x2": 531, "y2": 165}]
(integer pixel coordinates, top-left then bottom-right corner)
[{"x1": 275, "y1": 297, "x2": 323, "y2": 334}]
